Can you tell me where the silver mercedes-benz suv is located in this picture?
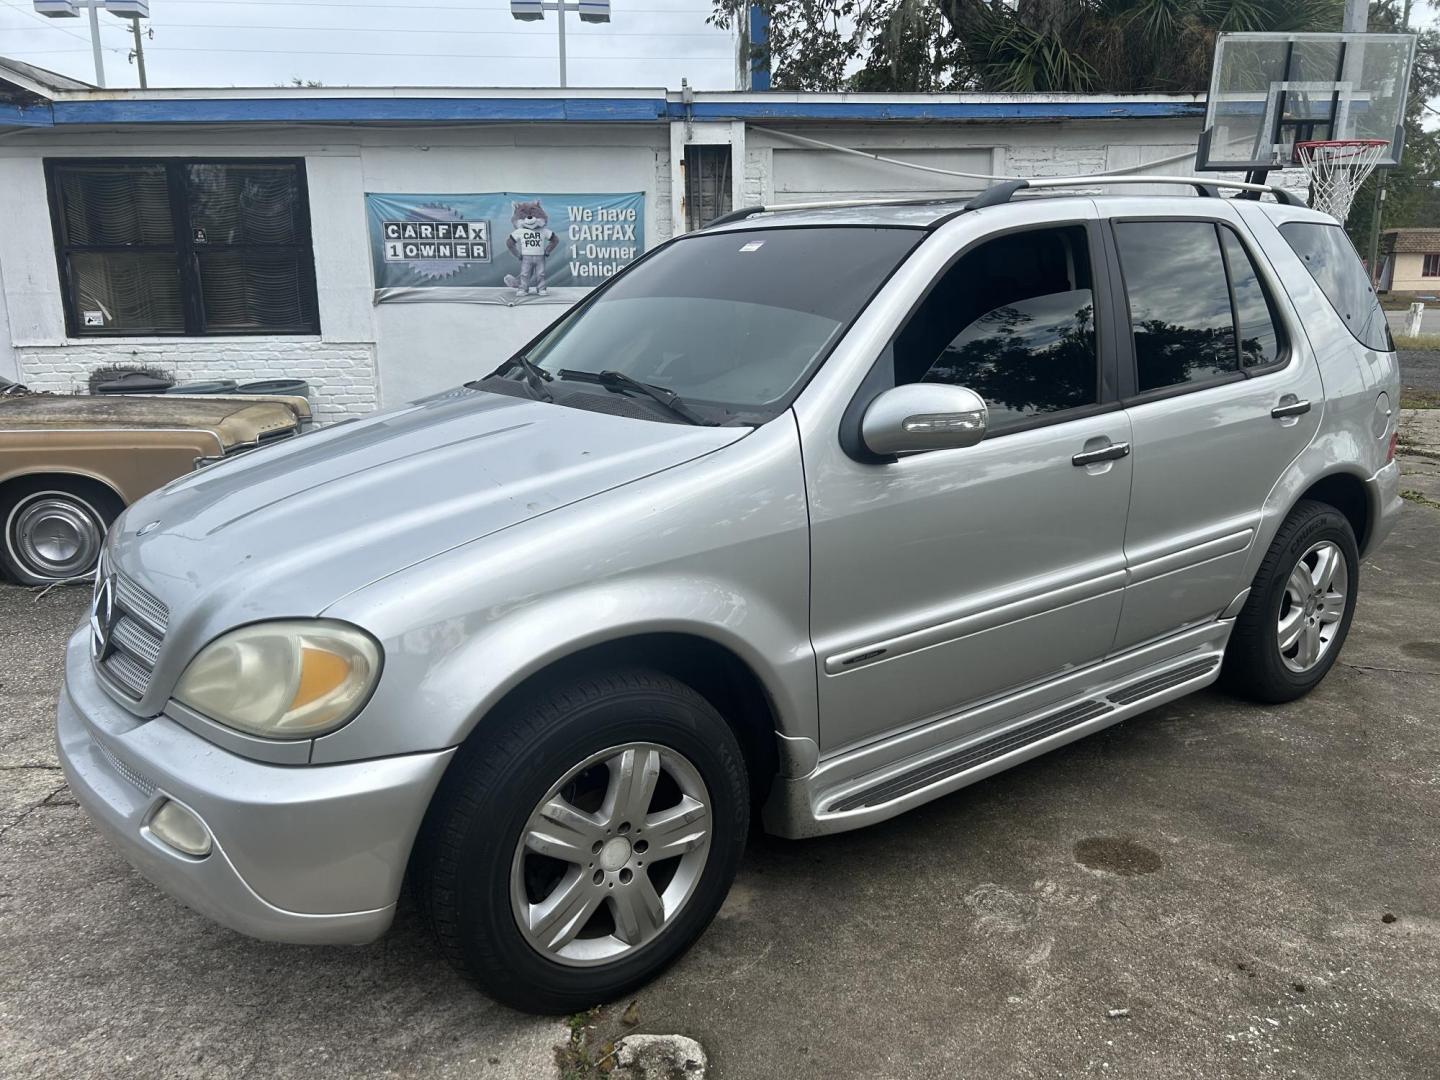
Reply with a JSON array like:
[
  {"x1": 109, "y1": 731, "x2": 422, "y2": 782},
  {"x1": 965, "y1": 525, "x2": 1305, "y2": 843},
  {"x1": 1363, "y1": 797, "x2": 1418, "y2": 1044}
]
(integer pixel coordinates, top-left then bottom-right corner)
[{"x1": 57, "y1": 177, "x2": 1401, "y2": 1013}]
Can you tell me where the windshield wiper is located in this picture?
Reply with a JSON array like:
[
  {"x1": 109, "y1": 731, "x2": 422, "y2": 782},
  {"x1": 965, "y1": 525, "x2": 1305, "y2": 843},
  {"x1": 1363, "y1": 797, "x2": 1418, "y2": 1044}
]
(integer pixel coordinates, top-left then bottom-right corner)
[
  {"x1": 557, "y1": 369, "x2": 716, "y2": 426},
  {"x1": 471, "y1": 354, "x2": 553, "y2": 402}
]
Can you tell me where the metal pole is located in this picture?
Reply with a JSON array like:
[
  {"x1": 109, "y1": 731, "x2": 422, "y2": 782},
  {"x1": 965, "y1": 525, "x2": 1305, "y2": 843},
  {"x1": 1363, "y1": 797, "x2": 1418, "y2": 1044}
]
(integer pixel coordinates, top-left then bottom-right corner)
[
  {"x1": 556, "y1": 2, "x2": 567, "y2": 88},
  {"x1": 1342, "y1": 0, "x2": 1367, "y2": 33},
  {"x1": 86, "y1": 0, "x2": 106, "y2": 88},
  {"x1": 1368, "y1": 176, "x2": 1386, "y2": 286},
  {"x1": 130, "y1": 16, "x2": 147, "y2": 88}
]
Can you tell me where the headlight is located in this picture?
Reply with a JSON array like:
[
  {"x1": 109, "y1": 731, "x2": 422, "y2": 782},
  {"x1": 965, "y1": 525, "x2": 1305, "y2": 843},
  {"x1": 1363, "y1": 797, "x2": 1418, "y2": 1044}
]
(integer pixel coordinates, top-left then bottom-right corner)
[{"x1": 173, "y1": 620, "x2": 381, "y2": 739}]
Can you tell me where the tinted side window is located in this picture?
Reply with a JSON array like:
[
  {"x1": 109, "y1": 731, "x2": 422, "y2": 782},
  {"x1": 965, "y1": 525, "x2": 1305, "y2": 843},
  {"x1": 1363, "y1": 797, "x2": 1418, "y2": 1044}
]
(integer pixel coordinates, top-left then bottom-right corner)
[
  {"x1": 1279, "y1": 222, "x2": 1392, "y2": 352},
  {"x1": 1219, "y1": 228, "x2": 1282, "y2": 370},
  {"x1": 894, "y1": 225, "x2": 1098, "y2": 429},
  {"x1": 1115, "y1": 221, "x2": 1238, "y2": 393}
]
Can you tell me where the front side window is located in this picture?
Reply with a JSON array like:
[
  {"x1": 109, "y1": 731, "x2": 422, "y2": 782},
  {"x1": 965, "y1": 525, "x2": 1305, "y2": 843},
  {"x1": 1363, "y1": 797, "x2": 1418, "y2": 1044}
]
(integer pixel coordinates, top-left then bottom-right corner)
[
  {"x1": 515, "y1": 226, "x2": 922, "y2": 424},
  {"x1": 48, "y1": 159, "x2": 318, "y2": 337},
  {"x1": 893, "y1": 225, "x2": 1099, "y2": 430},
  {"x1": 1278, "y1": 221, "x2": 1391, "y2": 352}
]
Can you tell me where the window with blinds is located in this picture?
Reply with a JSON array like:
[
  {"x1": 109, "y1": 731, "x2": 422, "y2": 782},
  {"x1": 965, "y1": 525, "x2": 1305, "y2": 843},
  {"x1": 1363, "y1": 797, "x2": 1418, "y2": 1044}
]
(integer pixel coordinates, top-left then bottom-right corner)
[{"x1": 46, "y1": 159, "x2": 319, "y2": 337}]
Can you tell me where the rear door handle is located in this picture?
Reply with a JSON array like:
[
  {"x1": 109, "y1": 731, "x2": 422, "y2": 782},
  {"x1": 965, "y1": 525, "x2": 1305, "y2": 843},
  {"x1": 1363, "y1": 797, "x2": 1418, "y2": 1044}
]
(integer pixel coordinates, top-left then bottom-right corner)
[
  {"x1": 1271, "y1": 399, "x2": 1311, "y2": 419},
  {"x1": 1072, "y1": 442, "x2": 1131, "y2": 467}
]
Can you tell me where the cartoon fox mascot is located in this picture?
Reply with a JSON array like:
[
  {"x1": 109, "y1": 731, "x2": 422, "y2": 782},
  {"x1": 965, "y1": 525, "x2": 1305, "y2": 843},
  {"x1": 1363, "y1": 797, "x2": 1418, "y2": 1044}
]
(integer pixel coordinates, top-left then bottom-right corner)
[{"x1": 504, "y1": 199, "x2": 560, "y2": 296}]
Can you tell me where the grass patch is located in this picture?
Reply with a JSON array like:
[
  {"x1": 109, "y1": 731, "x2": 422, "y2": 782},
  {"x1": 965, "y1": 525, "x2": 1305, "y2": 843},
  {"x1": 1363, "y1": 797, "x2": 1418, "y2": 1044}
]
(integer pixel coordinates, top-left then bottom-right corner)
[
  {"x1": 1394, "y1": 333, "x2": 1440, "y2": 352},
  {"x1": 1401, "y1": 387, "x2": 1440, "y2": 409},
  {"x1": 1400, "y1": 489, "x2": 1440, "y2": 511},
  {"x1": 556, "y1": 1007, "x2": 618, "y2": 1080}
]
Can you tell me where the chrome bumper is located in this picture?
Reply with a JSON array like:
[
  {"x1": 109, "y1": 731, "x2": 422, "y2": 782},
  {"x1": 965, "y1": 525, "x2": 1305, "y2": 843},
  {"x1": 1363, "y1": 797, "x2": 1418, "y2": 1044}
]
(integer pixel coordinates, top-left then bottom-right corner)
[{"x1": 55, "y1": 627, "x2": 454, "y2": 945}]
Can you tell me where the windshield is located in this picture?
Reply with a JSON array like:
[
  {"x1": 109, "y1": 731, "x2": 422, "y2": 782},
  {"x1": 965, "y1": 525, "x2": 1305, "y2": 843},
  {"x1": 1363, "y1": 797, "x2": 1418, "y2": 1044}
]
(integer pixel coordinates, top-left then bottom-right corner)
[{"x1": 512, "y1": 226, "x2": 922, "y2": 424}]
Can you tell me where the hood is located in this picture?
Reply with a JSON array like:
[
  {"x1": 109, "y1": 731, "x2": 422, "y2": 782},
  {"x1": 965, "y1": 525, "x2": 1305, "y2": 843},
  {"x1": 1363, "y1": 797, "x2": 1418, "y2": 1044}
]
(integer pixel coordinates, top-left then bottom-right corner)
[
  {"x1": 109, "y1": 387, "x2": 746, "y2": 624},
  {"x1": 0, "y1": 392, "x2": 301, "y2": 445}
]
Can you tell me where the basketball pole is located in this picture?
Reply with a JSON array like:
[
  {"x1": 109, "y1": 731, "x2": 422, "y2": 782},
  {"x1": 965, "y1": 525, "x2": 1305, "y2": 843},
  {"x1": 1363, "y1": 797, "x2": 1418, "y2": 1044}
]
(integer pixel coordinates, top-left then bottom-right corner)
[{"x1": 1342, "y1": 0, "x2": 1367, "y2": 32}]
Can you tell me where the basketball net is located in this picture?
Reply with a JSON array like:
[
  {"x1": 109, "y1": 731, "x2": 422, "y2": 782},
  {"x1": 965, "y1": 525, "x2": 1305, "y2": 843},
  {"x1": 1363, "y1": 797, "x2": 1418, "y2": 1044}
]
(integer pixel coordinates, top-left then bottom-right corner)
[{"x1": 1294, "y1": 139, "x2": 1389, "y2": 222}]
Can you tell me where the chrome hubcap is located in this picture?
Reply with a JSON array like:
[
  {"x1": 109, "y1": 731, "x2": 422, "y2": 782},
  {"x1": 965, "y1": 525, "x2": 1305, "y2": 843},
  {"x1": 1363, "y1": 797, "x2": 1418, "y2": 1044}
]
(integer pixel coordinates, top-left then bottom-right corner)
[
  {"x1": 7, "y1": 493, "x2": 103, "y2": 579},
  {"x1": 510, "y1": 742, "x2": 711, "y2": 967},
  {"x1": 1277, "y1": 540, "x2": 1348, "y2": 673}
]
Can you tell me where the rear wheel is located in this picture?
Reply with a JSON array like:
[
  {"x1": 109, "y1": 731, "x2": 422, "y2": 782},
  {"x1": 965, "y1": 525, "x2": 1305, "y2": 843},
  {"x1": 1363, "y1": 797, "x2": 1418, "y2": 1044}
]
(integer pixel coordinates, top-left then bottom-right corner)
[
  {"x1": 412, "y1": 668, "x2": 749, "y2": 1014},
  {"x1": 0, "y1": 477, "x2": 122, "y2": 585},
  {"x1": 1220, "y1": 500, "x2": 1359, "y2": 703}
]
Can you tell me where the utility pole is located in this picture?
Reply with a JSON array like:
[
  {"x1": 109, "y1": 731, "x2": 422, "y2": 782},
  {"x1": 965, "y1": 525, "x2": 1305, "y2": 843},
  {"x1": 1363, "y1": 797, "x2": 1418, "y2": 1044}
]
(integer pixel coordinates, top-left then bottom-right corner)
[
  {"x1": 129, "y1": 16, "x2": 147, "y2": 87},
  {"x1": 35, "y1": 1, "x2": 150, "y2": 89}
]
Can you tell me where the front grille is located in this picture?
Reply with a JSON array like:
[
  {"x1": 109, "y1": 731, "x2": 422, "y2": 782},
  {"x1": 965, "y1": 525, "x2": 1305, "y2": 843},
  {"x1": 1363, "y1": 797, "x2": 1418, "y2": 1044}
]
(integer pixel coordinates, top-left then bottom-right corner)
[{"x1": 97, "y1": 571, "x2": 170, "y2": 700}]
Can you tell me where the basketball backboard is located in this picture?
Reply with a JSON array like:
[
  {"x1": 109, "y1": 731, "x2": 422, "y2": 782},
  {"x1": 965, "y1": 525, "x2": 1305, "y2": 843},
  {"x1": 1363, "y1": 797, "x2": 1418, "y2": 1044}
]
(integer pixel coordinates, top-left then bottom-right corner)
[{"x1": 1198, "y1": 31, "x2": 1416, "y2": 171}]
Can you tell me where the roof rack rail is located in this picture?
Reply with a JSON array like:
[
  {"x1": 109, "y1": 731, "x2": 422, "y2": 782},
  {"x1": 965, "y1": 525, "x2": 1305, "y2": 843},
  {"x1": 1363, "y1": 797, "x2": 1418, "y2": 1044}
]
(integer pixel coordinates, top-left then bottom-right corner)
[
  {"x1": 702, "y1": 175, "x2": 1303, "y2": 229},
  {"x1": 962, "y1": 174, "x2": 1305, "y2": 209}
]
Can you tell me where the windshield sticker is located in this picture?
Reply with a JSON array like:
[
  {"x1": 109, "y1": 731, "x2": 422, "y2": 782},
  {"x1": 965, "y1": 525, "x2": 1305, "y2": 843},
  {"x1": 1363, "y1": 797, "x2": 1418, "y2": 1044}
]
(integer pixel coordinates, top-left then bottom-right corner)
[{"x1": 738, "y1": 240, "x2": 764, "y2": 252}]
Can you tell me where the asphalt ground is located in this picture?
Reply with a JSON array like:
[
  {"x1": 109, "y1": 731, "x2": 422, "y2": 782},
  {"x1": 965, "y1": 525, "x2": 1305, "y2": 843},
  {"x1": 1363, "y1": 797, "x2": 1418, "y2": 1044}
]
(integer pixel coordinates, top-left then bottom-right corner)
[{"x1": 3, "y1": 408, "x2": 1438, "y2": 1080}]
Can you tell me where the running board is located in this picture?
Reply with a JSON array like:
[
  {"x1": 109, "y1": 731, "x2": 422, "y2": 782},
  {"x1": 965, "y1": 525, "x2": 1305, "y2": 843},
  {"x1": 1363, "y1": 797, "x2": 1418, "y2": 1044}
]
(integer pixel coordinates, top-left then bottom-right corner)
[{"x1": 815, "y1": 655, "x2": 1222, "y2": 819}]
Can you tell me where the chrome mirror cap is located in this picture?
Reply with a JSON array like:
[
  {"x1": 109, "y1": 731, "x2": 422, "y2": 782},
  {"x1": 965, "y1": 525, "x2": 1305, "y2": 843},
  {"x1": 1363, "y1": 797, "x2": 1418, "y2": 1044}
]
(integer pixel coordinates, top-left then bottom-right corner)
[{"x1": 861, "y1": 384, "x2": 988, "y2": 456}]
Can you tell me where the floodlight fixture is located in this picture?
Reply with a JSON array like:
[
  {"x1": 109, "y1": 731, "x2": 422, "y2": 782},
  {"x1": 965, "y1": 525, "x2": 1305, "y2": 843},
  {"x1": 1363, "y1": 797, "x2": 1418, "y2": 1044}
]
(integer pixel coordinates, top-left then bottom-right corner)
[
  {"x1": 104, "y1": 0, "x2": 149, "y2": 15},
  {"x1": 508, "y1": 0, "x2": 615, "y2": 87},
  {"x1": 33, "y1": 0, "x2": 82, "y2": 16},
  {"x1": 577, "y1": 0, "x2": 611, "y2": 24}
]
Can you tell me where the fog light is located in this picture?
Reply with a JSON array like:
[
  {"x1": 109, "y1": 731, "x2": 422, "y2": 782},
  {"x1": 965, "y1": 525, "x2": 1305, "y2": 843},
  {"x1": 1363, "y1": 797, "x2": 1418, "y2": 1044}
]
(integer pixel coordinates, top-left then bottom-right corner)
[{"x1": 149, "y1": 799, "x2": 212, "y2": 857}]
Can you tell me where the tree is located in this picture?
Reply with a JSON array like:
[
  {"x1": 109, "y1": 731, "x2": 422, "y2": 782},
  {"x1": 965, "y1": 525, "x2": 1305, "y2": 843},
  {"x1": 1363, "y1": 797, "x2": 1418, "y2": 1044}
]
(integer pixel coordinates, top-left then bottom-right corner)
[
  {"x1": 1343, "y1": 0, "x2": 1440, "y2": 259},
  {"x1": 711, "y1": 0, "x2": 1344, "y2": 93}
]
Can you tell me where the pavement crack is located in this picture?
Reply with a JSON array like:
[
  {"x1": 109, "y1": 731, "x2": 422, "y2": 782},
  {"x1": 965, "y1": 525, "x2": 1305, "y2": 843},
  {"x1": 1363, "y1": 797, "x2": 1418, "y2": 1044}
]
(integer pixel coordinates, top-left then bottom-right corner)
[
  {"x1": 1339, "y1": 662, "x2": 1440, "y2": 677},
  {"x1": 0, "y1": 763, "x2": 62, "y2": 771},
  {"x1": 0, "y1": 782, "x2": 70, "y2": 843}
]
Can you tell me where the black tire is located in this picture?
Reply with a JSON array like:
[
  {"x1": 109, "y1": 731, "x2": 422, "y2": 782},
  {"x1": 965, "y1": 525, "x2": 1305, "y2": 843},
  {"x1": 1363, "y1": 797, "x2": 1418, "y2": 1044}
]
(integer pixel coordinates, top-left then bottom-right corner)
[
  {"x1": 412, "y1": 667, "x2": 749, "y2": 1014},
  {"x1": 1220, "y1": 499, "x2": 1359, "y2": 704},
  {"x1": 0, "y1": 476, "x2": 123, "y2": 586}
]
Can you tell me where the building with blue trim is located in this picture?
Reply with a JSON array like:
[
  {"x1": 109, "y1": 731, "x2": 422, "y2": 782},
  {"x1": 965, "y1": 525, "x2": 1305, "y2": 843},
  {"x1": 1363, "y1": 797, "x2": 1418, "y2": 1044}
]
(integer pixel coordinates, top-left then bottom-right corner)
[{"x1": 0, "y1": 56, "x2": 1216, "y2": 418}]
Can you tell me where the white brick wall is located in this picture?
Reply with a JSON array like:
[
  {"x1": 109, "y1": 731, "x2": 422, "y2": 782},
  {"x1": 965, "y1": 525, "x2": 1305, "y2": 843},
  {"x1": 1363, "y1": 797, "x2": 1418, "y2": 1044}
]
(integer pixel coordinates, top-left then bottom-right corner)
[{"x1": 15, "y1": 340, "x2": 378, "y2": 425}]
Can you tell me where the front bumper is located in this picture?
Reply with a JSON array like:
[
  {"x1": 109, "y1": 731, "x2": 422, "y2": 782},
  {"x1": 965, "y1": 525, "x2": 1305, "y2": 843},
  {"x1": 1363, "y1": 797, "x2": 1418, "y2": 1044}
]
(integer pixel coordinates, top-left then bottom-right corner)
[{"x1": 55, "y1": 627, "x2": 454, "y2": 945}]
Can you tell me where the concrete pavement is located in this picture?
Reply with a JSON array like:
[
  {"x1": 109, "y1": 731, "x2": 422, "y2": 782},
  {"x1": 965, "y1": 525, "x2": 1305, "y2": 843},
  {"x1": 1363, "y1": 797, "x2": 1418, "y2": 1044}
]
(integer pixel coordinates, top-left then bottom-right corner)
[{"x1": 2, "y1": 460, "x2": 1438, "y2": 1080}]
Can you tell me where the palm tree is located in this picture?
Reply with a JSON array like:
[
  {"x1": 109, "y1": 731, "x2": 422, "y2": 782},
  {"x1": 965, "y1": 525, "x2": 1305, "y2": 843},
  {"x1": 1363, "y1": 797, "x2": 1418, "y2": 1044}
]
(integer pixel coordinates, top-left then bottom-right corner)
[{"x1": 713, "y1": 0, "x2": 1345, "y2": 93}]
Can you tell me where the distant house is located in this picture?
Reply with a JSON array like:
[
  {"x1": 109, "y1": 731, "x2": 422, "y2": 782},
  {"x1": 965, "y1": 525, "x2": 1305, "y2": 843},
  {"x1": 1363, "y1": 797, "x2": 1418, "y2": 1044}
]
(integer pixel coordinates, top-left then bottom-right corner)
[{"x1": 1378, "y1": 228, "x2": 1440, "y2": 294}]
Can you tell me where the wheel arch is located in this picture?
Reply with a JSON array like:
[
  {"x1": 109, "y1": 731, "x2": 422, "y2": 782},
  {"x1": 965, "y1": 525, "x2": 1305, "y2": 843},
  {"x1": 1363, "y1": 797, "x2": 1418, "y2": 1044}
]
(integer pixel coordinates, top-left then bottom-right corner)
[
  {"x1": 0, "y1": 468, "x2": 127, "y2": 512},
  {"x1": 458, "y1": 631, "x2": 784, "y2": 809},
  {"x1": 1295, "y1": 470, "x2": 1371, "y2": 553}
]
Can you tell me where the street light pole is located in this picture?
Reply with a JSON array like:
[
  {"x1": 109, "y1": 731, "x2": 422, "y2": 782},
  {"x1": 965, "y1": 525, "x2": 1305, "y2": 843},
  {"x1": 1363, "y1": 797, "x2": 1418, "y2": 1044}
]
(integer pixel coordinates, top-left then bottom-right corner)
[
  {"x1": 35, "y1": 0, "x2": 150, "y2": 88},
  {"x1": 510, "y1": 0, "x2": 611, "y2": 89},
  {"x1": 86, "y1": 0, "x2": 106, "y2": 87}
]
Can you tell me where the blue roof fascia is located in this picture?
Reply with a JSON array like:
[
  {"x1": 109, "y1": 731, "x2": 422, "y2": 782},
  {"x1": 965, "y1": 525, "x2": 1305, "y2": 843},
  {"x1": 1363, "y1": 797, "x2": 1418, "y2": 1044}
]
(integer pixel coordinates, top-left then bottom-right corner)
[
  {"x1": 671, "y1": 100, "x2": 1206, "y2": 121},
  {"x1": 48, "y1": 95, "x2": 667, "y2": 126},
  {"x1": 0, "y1": 102, "x2": 55, "y2": 127}
]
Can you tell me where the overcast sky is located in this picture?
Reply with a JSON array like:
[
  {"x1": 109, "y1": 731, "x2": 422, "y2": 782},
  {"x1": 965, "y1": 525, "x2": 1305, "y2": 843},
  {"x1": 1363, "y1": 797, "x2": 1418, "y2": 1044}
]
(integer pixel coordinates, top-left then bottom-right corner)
[
  {"x1": 0, "y1": 0, "x2": 1436, "y2": 111},
  {"x1": 0, "y1": 0, "x2": 740, "y2": 89}
]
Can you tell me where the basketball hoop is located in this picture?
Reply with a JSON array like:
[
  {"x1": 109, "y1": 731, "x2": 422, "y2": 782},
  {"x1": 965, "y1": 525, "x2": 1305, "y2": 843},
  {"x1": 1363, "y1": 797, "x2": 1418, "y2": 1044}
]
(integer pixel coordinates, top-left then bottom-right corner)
[{"x1": 1294, "y1": 139, "x2": 1389, "y2": 222}]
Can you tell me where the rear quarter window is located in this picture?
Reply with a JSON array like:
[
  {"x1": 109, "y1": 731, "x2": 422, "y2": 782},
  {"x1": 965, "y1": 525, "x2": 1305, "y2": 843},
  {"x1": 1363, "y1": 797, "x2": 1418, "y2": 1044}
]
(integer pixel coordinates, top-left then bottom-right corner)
[{"x1": 1278, "y1": 222, "x2": 1393, "y2": 352}]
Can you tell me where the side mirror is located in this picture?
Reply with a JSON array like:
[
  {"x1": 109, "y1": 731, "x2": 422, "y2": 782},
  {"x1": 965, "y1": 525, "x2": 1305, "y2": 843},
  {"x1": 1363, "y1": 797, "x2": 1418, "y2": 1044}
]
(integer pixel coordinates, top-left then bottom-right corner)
[{"x1": 861, "y1": 383, "x2": 988, "y2": 457}]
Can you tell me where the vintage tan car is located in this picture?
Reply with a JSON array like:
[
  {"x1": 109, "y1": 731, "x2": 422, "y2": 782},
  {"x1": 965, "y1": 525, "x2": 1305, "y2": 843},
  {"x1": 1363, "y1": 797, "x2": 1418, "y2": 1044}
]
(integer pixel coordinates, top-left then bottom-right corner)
[{"x1": 0, "y1": 378, "x2": 311, "y2": 584}]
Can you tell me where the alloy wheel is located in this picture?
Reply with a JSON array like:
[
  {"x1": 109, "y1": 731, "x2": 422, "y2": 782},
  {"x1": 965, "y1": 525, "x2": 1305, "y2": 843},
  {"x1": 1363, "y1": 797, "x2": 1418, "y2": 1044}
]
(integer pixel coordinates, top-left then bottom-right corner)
[
  {"x1": 1277, "y1": 540, "x2": 1348, "y2": 673},
  {"x1": 510, "y1": 742, "x2": 712, "y2": 967}
]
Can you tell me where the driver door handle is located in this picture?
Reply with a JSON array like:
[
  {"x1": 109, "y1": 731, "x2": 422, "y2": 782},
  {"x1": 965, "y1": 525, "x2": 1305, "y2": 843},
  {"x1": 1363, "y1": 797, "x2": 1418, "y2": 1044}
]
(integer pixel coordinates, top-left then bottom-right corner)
[
  {"x1": 1271, "y1": 398, "x2": 1312, "y2": 419},
  {"x1": 1072, "y1": 442, "x2": 1131, "y2": 467}
]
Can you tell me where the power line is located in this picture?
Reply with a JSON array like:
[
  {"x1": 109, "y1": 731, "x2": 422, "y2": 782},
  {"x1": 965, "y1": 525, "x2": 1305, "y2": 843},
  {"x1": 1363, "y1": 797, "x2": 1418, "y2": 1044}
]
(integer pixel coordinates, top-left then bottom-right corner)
[
  {"x1": 18, "y1": 45, "x2": 733, "y2": 60},
  {"x1": 139, "y1": 0, "x2": 708, "y2": 10},
  {"x1": 0, "y1": 0, "x2": 128, "y2": 45},
  {"x1": 110, "y1": 22, "x2": 727, "y2": 38}
]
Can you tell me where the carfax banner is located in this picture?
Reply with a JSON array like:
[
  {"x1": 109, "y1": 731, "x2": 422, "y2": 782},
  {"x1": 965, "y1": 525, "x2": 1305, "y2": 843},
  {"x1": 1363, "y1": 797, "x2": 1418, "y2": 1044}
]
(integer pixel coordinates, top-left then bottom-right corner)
[{"x1": 365, "y1": 191, "x2": 645, "y2": 306}]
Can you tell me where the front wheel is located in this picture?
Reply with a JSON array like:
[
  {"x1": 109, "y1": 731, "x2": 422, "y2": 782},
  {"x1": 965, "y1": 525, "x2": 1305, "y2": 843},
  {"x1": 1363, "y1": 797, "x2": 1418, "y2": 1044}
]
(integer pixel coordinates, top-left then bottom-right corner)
[
  {"x1": 0, "y1": 478, "x2": 122, "y2": 585},
  {"x1": 412, "y1": 668, "x2": 749, "y2": 1014},
  {"x1": 1220, "y1": 499, "x2": 1359, "y2": 703}
]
